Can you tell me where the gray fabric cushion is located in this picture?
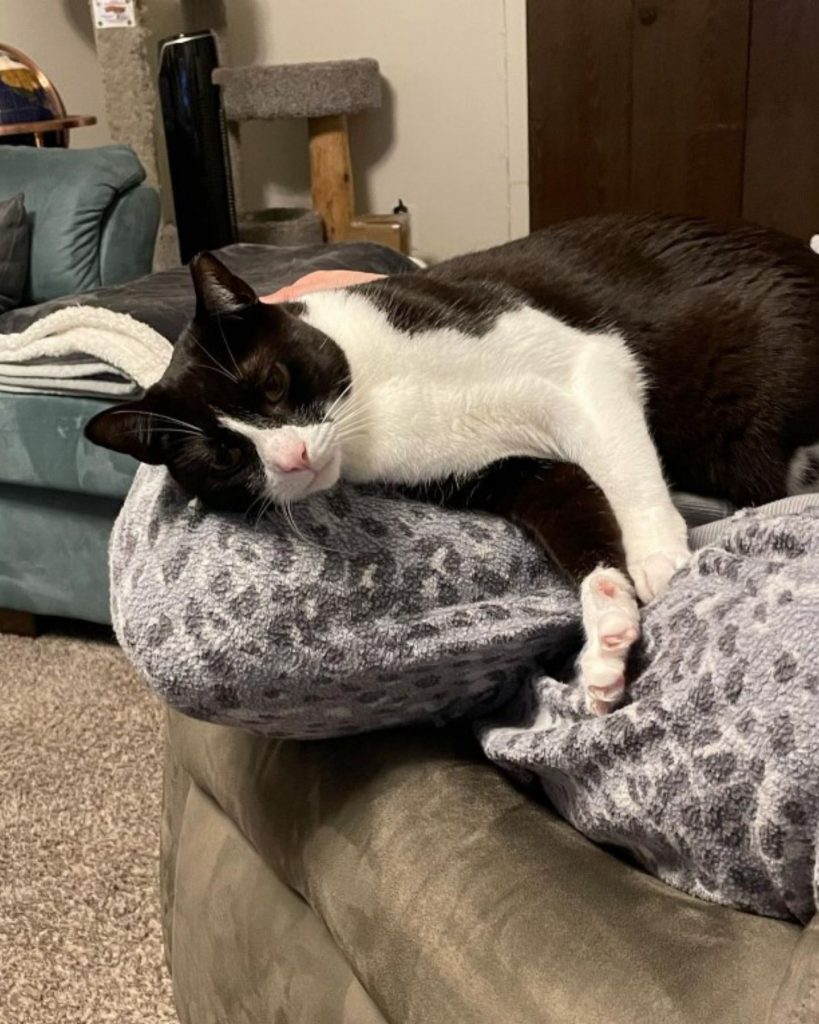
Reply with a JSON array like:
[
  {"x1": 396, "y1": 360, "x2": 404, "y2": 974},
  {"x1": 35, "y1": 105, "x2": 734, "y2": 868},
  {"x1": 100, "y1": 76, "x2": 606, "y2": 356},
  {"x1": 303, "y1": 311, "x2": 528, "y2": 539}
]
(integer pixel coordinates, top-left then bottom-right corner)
[
  {"x1": 111, "y1": 466, "x2": 567, "y2": 738},
  {"x1": 111, "y1": 470, "x2": 819, "y2": 921},
  {"x1": 0, "y1": 193, "x2": 30, "y2": 313}
]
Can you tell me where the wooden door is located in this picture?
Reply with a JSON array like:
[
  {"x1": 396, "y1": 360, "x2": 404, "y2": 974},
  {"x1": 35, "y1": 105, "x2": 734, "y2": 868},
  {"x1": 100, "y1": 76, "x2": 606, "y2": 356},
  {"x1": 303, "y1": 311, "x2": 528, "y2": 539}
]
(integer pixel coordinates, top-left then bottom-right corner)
[
  {"x1": 742, "y1": 0, "x2": 819, "y2": 239},
  {"x1": 528, "y1": 0, "x2": 819, "y2": 239}
]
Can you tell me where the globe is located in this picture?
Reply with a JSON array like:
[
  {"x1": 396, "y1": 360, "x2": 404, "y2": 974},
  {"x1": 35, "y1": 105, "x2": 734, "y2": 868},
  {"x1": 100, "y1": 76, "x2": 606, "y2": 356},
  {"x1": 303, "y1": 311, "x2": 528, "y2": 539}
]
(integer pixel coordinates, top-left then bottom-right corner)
[{"x1": 0, "y1": 45, "x2": 64, "y2": 146}]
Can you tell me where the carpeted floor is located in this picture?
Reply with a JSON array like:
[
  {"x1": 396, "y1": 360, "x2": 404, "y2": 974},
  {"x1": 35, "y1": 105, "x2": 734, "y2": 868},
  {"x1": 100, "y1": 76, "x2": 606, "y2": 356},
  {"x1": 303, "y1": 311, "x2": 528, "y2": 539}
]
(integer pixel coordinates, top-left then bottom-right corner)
[{"x1": 0, "y1": 626, "x2": 178, "y2": 1023}]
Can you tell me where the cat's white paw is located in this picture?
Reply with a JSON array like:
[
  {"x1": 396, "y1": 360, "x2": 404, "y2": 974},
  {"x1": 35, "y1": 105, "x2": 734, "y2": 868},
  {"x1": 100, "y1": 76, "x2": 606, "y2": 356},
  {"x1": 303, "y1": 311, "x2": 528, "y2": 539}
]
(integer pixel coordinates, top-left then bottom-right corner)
[
  {"x1": 576, "y1": 567, "x2": 641, "y2": 716},
  {"x1": 627, "y1": 547, "x2": 689, "y2": 603}
]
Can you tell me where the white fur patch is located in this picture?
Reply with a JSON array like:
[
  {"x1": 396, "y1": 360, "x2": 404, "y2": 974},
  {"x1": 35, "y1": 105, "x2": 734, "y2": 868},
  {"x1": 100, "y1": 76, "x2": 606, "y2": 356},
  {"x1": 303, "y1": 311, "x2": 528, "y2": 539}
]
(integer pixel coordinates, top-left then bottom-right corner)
[
  {"x1": 220, "y1": 415, "x2": 341, "y2": 503},
  {"x1": 301, "y1": 289, "x2": 689, "y2": 588},
  {"x1": 787, "y1": 443, "x2": 819, "y2": 495},
  {"x1": 302, "y1": 291, "x2": 622, "y2": 482}
]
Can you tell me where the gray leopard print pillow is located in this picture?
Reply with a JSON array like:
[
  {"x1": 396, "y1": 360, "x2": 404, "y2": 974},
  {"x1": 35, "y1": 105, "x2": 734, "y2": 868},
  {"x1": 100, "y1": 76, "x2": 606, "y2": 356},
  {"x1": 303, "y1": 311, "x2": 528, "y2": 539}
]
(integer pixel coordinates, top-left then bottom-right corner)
[
  {"x1": 480, "y1": 500, "x2": 819, "y2": 922},
  {"x1": 111, "y1": 465, "x2": 579, "y2": 738}
]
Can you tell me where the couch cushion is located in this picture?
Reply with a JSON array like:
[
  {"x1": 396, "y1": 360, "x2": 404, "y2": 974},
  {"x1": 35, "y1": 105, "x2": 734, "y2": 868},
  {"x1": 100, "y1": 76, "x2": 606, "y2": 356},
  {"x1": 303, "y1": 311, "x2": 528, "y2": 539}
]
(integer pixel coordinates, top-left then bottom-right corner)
[
  {"x1": 99, "y1": 185, "x2": 161, "y2": 289},
  {"x1": 0, "y1": 485, "x2": 122, "y2": 622},
  {"x1": 0, "y1": 391, "x2": 136, "y2": 497},
  {"x1": 167, "y1": 710, "x2": 805, "y2": 1024},
  {"x1": 0, "y1": 241, "x2": 417, "y2": 337},
  {"x1": 0, "y1": 145, "x2": 146, "y2": 304},
  {"x1": 0, "y1": 194, "x2": 30, "y2": 313}
]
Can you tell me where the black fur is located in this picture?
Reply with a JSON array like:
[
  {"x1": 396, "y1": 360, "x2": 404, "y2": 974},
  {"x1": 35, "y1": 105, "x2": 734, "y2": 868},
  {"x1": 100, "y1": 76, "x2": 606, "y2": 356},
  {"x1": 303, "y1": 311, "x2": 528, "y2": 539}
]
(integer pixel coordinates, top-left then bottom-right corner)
[
  {"x1": 87, "y1": 214, "x2": 819, "y2": 581},
  {"x1": 86, "y1": 253, "x2": 350, "y2": 511}
]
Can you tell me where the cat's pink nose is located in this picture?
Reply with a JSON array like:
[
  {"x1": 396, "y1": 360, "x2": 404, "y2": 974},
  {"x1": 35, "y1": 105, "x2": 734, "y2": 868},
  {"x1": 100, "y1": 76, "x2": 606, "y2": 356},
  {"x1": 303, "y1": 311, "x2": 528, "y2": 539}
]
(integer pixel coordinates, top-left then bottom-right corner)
[{"x1": 276, "y1": 441, "x2": 311, "y2": 474}]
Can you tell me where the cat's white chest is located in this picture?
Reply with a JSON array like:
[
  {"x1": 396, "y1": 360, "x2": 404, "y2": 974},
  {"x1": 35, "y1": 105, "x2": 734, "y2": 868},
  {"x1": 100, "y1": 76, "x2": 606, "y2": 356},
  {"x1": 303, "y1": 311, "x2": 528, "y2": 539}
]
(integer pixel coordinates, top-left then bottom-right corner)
[{"x1": 301, "y1": 290, "x2": 639, "y2": 485}]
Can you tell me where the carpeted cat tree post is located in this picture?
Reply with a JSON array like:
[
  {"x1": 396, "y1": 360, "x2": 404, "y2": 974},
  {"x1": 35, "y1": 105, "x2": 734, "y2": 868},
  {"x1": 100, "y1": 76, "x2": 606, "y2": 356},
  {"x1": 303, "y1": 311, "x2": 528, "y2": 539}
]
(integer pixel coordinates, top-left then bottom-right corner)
[
  {"x1": 87, "y1": 0, "x2": 234, "y2": 266},
  {"x1": 87, "y1": 0, "x2": 158, "y2": 186}
]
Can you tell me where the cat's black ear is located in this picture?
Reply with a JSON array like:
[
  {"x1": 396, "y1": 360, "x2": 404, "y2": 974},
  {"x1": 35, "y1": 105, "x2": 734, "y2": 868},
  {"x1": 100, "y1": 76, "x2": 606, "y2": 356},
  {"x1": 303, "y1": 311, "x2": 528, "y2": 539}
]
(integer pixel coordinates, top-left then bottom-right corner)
[
  {"x1": 84, "y1": 398, "x2": 166, "y2": 465},
  {"x1": 190, "y1": 251, "x2": 258, "y2": 319}
]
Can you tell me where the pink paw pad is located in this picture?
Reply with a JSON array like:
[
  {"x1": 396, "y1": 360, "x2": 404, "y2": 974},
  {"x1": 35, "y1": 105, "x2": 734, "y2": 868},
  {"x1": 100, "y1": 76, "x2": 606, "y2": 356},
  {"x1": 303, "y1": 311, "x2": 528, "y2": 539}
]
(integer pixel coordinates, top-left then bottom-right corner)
[
  {"x1": 578, "y1": 567, "x2": 642, "y2": 716},
  {"x1": 589, "y1": 676, "x2": 625, "y2": 699},
  {"x1": 602, "y1": 626, "x2": 639, "y2": 651},
  {"x1": 588, "y1": 676, "x2": 626, "y2": 717}
]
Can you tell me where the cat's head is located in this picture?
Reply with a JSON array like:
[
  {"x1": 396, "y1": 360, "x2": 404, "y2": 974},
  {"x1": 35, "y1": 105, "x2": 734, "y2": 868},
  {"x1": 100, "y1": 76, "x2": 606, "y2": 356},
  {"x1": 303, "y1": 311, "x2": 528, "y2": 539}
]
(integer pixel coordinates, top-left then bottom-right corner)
[{"x1": 85, "y1": 253, "x2": 351, "y2": 512}]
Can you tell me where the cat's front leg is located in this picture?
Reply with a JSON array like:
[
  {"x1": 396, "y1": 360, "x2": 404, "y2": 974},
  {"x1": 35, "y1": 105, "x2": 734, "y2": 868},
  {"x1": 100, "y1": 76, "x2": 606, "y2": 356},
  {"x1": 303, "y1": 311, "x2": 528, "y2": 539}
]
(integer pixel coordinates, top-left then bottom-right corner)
[
  {"x1": 552, "y1": 342, "x2": 690, "y2": 604},
  {"x1": 577, "y1": 566, "x2": 640, "y2": 715},
  {"x1": 622, "y1": 509, "x2": 689, "y2": 604},
  {"x1": 459, "y1": 461, "x2": 640, "y2": 714}
]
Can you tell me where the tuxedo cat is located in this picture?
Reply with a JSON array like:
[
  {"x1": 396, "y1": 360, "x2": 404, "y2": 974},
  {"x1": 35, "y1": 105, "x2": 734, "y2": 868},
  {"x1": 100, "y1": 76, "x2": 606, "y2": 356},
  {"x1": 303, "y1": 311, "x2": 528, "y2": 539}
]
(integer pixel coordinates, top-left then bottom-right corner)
[{"x1": 86, "y1": 213, "x2": 819, "y2": 714}]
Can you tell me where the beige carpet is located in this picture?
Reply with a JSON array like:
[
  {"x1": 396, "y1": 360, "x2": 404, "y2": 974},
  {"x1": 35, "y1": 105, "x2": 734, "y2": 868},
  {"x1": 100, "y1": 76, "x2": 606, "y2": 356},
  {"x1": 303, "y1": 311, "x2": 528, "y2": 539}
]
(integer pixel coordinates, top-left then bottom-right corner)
[{"x1": 0, "y1": 627, "x2": 177, "y2": 1023}]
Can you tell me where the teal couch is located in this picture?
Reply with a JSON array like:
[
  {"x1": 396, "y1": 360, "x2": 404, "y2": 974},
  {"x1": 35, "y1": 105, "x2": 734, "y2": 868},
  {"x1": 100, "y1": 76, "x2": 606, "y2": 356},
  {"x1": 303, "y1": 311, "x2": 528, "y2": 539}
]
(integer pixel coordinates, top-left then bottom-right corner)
[
  {"x1": 0, "y1": 145, "x2": 157, "y2": 625},
  {"x1": 0, "y1": 393, "x2": 136, "y2": 622},
  {"x1": 0, "y1": 204, "x2": 413, "y2": 627}
]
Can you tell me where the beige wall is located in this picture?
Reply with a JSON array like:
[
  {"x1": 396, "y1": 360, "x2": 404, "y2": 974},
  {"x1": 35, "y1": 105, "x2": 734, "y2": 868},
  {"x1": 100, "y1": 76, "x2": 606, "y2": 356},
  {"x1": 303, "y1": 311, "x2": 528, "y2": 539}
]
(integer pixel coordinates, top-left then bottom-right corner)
[
  {"x1": 2, "y1": 1, "x2": 529, "y2": 261},
  {"x1": 219, "y1": 0, "x2": 529, "y2": 260},
  {"x1": 1, "y1": 0, "x2": 111, "y2": 148}
]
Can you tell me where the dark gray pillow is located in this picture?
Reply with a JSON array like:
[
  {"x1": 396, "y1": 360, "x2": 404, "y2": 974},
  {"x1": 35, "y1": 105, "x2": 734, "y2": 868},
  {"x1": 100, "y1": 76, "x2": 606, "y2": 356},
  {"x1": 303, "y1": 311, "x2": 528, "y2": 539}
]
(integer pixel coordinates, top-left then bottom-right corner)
[{"x1": 0, "y1": 193, "x2": 30, "y2": 313}]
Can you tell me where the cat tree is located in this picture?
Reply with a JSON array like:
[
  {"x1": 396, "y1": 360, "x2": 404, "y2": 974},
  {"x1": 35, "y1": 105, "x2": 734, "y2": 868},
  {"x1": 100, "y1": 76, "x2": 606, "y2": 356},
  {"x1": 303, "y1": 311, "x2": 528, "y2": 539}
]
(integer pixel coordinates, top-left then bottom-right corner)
[
  {"x1": 86, "y1": 0, "x2": 407, "y2": 259},
  {"x1": 214, "y1": 58, "x2": 407, "y2": 251}
]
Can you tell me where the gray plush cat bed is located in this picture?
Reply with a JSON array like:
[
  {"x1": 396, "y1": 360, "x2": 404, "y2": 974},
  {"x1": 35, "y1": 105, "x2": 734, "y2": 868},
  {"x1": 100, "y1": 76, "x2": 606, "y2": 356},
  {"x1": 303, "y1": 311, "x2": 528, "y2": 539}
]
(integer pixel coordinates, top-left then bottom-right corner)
[{"x1": 111, "y1": 463, "x2": 819, "y2": 922}]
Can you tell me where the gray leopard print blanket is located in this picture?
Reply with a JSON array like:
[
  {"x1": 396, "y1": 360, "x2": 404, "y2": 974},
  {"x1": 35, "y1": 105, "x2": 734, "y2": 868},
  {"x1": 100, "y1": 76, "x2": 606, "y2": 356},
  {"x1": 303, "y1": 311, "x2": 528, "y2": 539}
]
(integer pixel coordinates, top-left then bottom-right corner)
[{"x1": 111, "y1": 466, "x2": 819, "y2": 922}]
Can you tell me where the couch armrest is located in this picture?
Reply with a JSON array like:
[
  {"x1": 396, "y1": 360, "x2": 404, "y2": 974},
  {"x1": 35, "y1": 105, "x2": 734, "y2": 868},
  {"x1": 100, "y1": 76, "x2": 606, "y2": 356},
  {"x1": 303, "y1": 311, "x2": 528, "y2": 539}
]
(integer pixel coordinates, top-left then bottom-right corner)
[
  {"x1": 0, "y1": 144, "x2": 154, "y2": 303},
  {"x1": 100, "y1": 185, "x2": 160, "y2": 287},
  {"x1": 769, "y1": 913, "x2": 819, "y2": 1023},
  {"x1": 169, "y1": 714, "x2": 804, "y2": 1024}
]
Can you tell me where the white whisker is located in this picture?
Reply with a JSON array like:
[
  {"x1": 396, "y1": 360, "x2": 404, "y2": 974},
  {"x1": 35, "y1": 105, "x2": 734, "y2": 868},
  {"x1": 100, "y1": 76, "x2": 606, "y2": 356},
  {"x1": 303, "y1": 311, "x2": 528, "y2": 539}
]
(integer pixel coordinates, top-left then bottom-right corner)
[
  {"x1": 119, "y1": 428, "x2": 200, "y2": 438},
  {"x1": 215, "y1": 316, "x2": 243, "y2": 379},
  {"x1": 190, "y1": 359, "x2": 239, "y2": 384},
  {"x1": 254, "y1": 495, "x2": 275, "y2": 529},
  {"x1": 334, "y1": 417, "x2": 376, "y2": 434},
  {"x1": 332, "y1": 414, "x2": 376, "y2": 435},
  {"x1": 281, "y1": 500, "x2": 313, "y2": 545},
  {"x1": 110, "y1": 410, "x2": 204, "y2": 435},
  {"x1": 322, "y1": 379, "x2": 355, "y2": 423},
  {"x1": 185, "y1": 328, "x2": 239, "y2": 384},
  {"x1": 329, "y1": 403, "x2": 374, "y2": 432}
]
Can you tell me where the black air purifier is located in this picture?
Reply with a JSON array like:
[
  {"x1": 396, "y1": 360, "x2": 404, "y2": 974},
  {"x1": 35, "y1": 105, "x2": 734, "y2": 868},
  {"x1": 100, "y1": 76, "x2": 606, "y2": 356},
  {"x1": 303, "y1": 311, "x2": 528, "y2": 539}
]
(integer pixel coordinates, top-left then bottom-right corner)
[{"x1": 158, "y1": 30, "x2": 237, "y2": 263}]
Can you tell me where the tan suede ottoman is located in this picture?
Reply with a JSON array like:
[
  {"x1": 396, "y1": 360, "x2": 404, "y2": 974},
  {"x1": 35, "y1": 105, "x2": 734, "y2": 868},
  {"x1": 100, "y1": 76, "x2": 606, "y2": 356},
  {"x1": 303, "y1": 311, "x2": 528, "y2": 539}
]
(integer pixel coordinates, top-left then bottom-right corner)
[{"x1": 161, "y1": 709, "x2": 819, "y2": 1024}]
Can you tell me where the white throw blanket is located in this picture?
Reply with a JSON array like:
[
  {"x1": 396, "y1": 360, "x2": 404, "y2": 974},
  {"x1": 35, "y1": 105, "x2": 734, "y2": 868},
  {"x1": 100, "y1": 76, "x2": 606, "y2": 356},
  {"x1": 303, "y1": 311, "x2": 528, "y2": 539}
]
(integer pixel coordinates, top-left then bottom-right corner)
[{"x1": 0, "y1": 305, "x2": 172, "y2": 398}]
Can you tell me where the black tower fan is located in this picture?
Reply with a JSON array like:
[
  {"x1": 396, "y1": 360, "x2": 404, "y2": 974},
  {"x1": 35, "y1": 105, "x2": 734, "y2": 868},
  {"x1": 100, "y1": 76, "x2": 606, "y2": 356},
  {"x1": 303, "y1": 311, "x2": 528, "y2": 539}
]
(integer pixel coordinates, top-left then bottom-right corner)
[{"x1": 158, "y1": 30, "x2": 237, "y2": 263}]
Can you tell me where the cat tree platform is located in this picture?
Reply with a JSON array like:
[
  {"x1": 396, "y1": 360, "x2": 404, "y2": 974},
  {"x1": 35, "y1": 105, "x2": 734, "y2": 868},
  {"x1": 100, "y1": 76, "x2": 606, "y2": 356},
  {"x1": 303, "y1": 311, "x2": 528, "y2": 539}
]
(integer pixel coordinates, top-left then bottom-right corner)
[
  {"x1": 214, "y1": 59, "x2": 381, "y2": 121},
  {"x1": 213, "y1": 59, "x2": 407, "y2": 251}
]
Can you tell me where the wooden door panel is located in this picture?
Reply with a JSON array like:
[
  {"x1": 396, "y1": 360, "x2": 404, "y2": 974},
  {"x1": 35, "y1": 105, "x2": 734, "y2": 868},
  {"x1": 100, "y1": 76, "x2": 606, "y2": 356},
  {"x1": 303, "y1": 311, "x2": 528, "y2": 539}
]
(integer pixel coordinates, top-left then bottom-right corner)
[
  {"x1": 527, "y1": 0, "x2": 633, "y2": 228},
  {"x1": 630, "y1": 0, "x2": 751, "y2": 221},
  {"x1": 742, "y1": 0, "x2": 819, "y2": 239}
]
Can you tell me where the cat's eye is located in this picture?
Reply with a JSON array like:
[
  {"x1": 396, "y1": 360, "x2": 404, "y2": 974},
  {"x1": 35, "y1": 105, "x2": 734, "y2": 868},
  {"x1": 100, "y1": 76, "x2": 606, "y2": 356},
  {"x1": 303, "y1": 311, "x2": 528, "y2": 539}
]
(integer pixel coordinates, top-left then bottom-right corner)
[
  {"x1": 262, "y1": 363, "x2": 290, "y2": 408},
  {"x1": 213, "y1": 441, "x2": 244, "y2": 473}
]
